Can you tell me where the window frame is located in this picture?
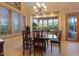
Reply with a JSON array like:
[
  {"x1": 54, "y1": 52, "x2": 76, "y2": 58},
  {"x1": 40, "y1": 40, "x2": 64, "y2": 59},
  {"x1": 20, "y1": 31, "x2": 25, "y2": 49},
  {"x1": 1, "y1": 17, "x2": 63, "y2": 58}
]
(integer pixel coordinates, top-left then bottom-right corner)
[
  {"x1": 0, "y1": 7, "x2": 26, "y2": 36},
  {"x1": 32, "y1": 17, "x2": 59, "y2": 31}
]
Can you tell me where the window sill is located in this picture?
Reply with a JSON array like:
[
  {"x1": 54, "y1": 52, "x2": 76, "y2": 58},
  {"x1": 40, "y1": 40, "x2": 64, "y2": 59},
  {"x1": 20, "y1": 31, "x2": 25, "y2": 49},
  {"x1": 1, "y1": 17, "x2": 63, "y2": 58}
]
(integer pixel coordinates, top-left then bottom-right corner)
[{"x1": 0, "y1": 32, "x2": 22, "y2": 39}]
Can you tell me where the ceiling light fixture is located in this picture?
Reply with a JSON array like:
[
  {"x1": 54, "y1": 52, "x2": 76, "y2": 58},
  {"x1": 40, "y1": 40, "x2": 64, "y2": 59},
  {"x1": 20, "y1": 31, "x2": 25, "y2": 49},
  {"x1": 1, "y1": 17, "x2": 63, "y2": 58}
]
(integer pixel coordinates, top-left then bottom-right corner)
[{"x1": 33, "y1": 3, "x2": 48, "y2": 15}]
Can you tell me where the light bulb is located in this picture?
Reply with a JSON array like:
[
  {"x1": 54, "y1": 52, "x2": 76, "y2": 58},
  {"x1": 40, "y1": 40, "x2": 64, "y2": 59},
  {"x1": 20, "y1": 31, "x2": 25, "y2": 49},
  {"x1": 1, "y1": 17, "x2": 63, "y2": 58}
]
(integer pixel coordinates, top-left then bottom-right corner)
[
  {"x1": 44, "y1": 5, "x2": 47, "y2": 8},
  {"x1": 38, "y1": 4, "x2": 41, "y2": 7},
  {"x1": 35, "y1": 9, "x2": 37, "y2": 12},
  {"x1": 36, "y1": 2, "x2": 41, "y2": 7},
  {"x1": 33, "y1": 6, "x2": 36, "y2": 9},
  {"x1": 42, "y1": 3, "x2": 45, "y2": 6},
  {"x1": 44, "y1": 8, "x2": 47, "y2": 11},
  {"x1": 36, "y1": 3, "x2": 40, "y2": 6}
]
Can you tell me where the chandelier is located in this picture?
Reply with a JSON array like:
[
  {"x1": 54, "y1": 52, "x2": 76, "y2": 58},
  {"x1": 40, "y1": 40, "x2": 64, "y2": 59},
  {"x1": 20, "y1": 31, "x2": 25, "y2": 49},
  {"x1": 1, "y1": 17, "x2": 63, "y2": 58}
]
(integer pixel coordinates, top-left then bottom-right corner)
[{"x1": 33, "y1": 3, "x2": 47, "y2": 15}]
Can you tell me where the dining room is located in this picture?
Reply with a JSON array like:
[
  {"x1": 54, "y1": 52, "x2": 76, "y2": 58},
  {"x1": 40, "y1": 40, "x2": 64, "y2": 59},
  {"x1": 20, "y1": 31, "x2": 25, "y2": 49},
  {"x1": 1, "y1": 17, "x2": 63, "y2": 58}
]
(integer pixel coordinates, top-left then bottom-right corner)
[{"x1": 0, "y1": 2, "x2": 79, "y2": 56}]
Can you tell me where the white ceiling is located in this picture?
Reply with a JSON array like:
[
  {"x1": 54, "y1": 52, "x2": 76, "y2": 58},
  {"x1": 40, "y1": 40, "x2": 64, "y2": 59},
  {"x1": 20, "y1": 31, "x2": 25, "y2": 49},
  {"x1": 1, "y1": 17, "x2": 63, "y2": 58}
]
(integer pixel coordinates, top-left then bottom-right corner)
[{"x1": 24, "y1": 2, "x2": 79, "y2": 13}]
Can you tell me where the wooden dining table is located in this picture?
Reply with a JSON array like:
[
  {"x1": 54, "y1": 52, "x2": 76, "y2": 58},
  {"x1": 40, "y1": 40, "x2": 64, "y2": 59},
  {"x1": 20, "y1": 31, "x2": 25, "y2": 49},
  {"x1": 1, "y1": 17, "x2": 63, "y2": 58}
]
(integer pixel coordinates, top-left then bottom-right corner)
[
  {"x1": 31, "y1": 31, "x2": 58, "y2": 40},
  {"x1": 31, "y1": 32, "x2": 58, "y2": 55},
  {"x1": 31, "y1": 32, "x2": 58, "y2": 42}
]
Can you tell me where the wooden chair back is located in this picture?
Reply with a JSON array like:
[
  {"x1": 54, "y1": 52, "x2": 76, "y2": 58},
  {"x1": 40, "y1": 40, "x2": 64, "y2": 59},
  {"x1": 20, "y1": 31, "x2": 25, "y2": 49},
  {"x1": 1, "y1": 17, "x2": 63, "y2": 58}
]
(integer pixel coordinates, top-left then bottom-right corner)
[
  {"x1": 22, "y1": 31, "x2": 30, "y2": 40},
  {"x1": 57, "y1": 31, "x2": 62, "y2": 41}
]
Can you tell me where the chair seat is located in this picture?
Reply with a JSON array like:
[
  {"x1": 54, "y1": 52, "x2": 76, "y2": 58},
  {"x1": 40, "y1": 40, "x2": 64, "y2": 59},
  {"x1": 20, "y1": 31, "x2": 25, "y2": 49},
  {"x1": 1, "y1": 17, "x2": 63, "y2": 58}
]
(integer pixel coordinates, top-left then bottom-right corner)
[
  {"x1": 50, "y1": 31, "x2": 62, "y2": 52},
  {"x1": 51, "y1": 40, "x2": 59, "y2": 43},
  {"x1": 50, "y1": 38, "x2": 59, "y2": 41}
]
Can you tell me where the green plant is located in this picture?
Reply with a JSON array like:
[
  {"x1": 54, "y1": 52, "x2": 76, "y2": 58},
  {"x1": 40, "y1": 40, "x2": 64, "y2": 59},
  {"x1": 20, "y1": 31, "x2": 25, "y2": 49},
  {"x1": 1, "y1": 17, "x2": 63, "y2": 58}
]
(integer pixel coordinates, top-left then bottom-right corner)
[{"x1": 33, "y1": 22, "x2": 37, "y2": 30}]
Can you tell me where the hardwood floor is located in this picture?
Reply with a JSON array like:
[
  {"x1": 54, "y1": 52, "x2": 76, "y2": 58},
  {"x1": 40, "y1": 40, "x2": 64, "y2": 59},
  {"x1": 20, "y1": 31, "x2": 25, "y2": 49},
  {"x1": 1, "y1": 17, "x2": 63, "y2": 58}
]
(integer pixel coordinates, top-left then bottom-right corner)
[
  {"x1": 61, "y1": 41, "x2": 79, "y2": 56},
  {"x1": 4, "y1": 35, "x2": 79, "y2": 56},
  {"x1": 24, "y1": 41, "x2": 79, "y2": 56}
]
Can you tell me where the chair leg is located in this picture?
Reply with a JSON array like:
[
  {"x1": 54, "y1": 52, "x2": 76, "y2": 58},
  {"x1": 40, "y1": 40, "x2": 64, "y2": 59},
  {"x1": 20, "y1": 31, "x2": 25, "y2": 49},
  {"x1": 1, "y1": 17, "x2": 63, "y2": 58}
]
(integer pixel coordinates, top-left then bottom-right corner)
[
  {"x1": 47, "y1": 40, "x2": 48, "y2": 48},
  {"x1": 40, "y1": 43, "x2": 44, "y2": 56},
  {"x1": 30, "y1": 48, "x2": 31, "y2": 56},
  {"x1": 23, "y1": 48, "x2": 25, "y2": 56},
  {"x1": 59, "y1": 44, "x2": 61, "y2": 53},
  {"x1": 44, "y1": 41, "x2": 46, "y2": 53},
  {"x1": 41, "y1": 43, "x2": 43, "y2": 56},
  {"x1": 51, "y1": 42, "x2": 52, "y2": 52},
  {"x1": 34, "y1": 46, "x2": 35, "y2": 56},
  {"x1": 40, "y1": 47, "x2": 43, "y2": 56}
]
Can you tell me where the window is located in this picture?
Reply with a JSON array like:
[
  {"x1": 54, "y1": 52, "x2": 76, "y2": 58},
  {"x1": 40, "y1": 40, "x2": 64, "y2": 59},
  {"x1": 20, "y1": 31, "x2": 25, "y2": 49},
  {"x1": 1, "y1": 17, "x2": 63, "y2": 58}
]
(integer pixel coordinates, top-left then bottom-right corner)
[
  {"x1": 54, "y1": 17, "x2": 58, "y2": 31},
  {"x1": 33, "y1": 19, "x2": 38, "y2": 31},
  {"x1": 21, "y1": 15, "x2": 26, "y2": 31},
  {"x1": 32, "y1": 17, "x2": 58, "y2": 31},
  {"x1": 0, "y1": 7, "x2": 11, "y2": 35},
  {"x1": 43, "y1": 20, "x2": 47, "y2": 31},
  {"x1": 0, "y1": 7, "x2": 26, "y2": 35},
  {"x1": 48, "y1": 19, "x2": 53, "y2": 31},
  {"x1": 12, "y1": 12, "x2": 20, "y2": 33},
  {"x1": 38, "y1": 20, "x2": 42, "y2": 31}
]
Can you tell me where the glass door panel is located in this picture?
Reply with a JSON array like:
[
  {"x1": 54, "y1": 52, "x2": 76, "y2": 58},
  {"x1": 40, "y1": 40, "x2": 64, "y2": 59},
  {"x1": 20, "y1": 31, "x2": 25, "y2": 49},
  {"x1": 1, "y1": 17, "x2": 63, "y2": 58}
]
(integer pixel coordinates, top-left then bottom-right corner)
[
  {"x1": 68, "y1": 16, "x2": 77, "y2": 40},
  {"x1": 43, "y1": 20, "x2": 47, "y2": 31}
]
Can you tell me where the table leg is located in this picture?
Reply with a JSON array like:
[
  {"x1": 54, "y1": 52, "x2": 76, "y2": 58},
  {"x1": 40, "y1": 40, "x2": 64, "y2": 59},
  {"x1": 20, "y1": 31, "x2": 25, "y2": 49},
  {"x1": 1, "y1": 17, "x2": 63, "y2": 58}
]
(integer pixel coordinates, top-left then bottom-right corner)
[
  {"x1": 47, "y1": 40, "x2": 48, "y2": 48},
  {"x1": 51, "y1": 42, "x2": 52, "y2": 52}
]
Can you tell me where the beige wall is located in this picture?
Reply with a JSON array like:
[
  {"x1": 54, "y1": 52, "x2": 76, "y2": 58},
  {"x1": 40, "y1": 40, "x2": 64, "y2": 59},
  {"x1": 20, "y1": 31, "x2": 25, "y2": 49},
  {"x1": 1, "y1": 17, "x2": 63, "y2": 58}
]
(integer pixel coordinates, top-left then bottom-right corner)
[
  {"x1": 59, "y1": 12, "x2": 66, "y2": 41},
  {"x1": 21, "y1": 3, "x2": 31, "y2": 26}
]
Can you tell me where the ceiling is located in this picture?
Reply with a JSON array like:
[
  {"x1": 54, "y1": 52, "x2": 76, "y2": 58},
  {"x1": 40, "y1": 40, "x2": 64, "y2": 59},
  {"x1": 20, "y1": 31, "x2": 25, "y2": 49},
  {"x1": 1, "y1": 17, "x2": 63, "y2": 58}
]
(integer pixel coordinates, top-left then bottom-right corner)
[{"x1": 24, "y1": 2, "x2": 79, "y2": 14}]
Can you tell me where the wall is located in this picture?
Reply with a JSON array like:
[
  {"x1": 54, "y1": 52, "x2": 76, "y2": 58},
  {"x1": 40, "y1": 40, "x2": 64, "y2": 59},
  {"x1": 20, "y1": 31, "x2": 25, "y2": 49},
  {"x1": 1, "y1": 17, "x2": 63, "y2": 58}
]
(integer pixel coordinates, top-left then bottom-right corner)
[
  {"x1": 21, "y1": 3, "x2": 31, "y2": 26},
  {"x1": 59, "y1": 12, "x2": 66, "y2": 41}
]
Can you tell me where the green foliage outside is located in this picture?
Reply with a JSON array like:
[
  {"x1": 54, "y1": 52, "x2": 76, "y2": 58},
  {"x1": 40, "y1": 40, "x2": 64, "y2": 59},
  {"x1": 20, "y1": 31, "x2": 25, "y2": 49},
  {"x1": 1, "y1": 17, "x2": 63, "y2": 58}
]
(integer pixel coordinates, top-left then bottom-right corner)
[
  {"x1": 47, "y1": 25, "x2": 52, "y2": 31},
  {"x1": 32, "y1": 20, "x2": 58, "y2": 31}
]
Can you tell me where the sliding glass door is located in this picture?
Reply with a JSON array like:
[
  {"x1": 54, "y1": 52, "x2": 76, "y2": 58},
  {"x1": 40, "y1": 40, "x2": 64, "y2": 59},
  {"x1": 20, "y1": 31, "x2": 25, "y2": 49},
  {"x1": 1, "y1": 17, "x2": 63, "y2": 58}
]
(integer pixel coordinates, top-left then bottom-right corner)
[{"x1": 68, "y1": 16, "x2": 77, "y2": 40}]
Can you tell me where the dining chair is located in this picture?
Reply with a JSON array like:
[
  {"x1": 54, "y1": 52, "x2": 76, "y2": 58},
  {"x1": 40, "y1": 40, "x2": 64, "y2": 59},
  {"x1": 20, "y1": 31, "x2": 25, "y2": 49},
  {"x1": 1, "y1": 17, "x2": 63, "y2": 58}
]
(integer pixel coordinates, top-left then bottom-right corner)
[
  {"x1": 53, "y1": 30, "x2": 58, "y2": 36},
  {"x1": 22, "y1": 30, "x2": 33, "y2": 56},
  {"x1": 41, "y1": 31, "x2": 48, "y2": 48},
  {"x1": 33, "y1": 31, "x2": 46, "y2": 56},
  {"x1": 50, "y1": 31, "x2": 62, "y2": 52}
]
